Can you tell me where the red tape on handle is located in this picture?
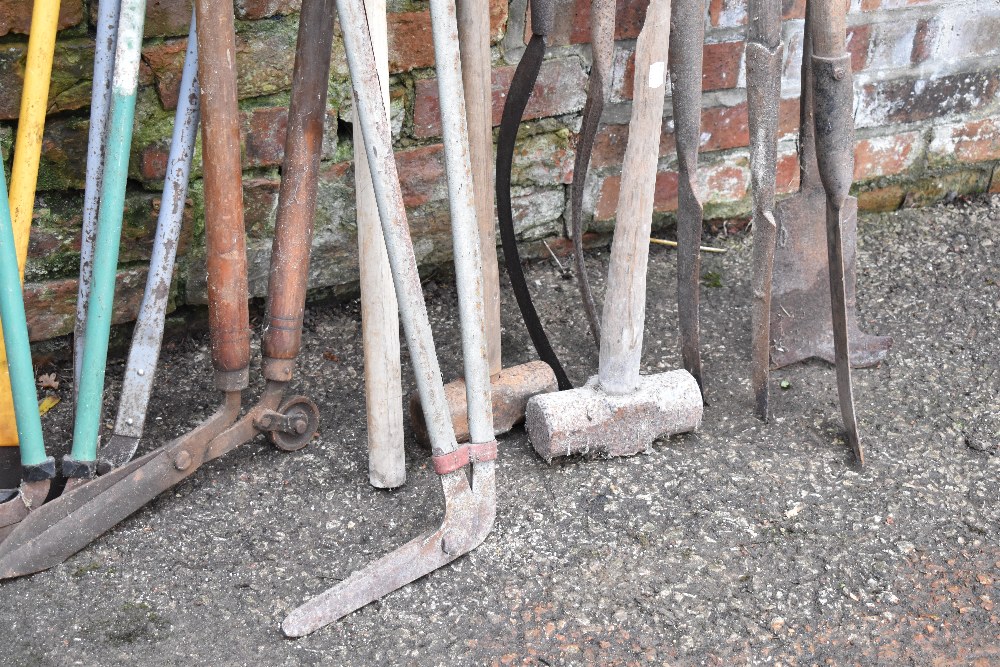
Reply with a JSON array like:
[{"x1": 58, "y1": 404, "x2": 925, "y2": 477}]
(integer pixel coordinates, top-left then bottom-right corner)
[{"x1": 432, "y1": 440, "x2": 498, "y2": 475}]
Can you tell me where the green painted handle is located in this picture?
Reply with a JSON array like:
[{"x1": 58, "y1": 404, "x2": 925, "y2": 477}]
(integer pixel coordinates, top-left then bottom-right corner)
[
  {"x1": 71, "y1": 0, "x2": 147, "y2": 465},
  {"x1": 0, "y1": 161, "x2": 47, "y2": 466}
]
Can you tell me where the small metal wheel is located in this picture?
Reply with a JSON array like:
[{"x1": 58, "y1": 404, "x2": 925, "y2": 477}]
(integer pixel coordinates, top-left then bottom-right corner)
[{"x1": 269, "y1": 396, "x2": 320, "y2": 452}]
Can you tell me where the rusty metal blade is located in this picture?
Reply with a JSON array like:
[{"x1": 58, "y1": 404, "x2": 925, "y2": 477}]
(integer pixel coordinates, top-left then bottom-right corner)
[
  {"x1": 770, "y1": 31, "x2": 891, "y2": 372},
  {"x1": 0, "y1": 394, "x2": 240, "y2": 578},
  {"x1": 826, "y1": 200, "x2": 862, "y2": 463},
  {"x1": 669, "y1": 0, "x2": 706, "y2": 394},
  {"x1": 282, "y1": 466, "x2": 495, "y2": 636},
  {"x1": 0, "y1": 480, "x2": 50, "y2": 544}
]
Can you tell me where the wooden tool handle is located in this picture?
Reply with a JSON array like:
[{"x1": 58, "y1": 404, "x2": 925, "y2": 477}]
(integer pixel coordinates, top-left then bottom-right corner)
[
  {"x1": 197, "y1": 0, "x2": 250, "y2": 390},
  {"x1": 457, "y1": 0, "x2": 502, "y2": 376},
  {"x1": 810, "y1": 0, "x2": 848, "y2": 58},
  {"x1": 597, "y1": 0, "x2": 671, "y2": 395},
  {"x1": 262, "y1": 0, "x2": 336, "y2": 381},
  {"x1": 355, "y1": 0, "x2": 406, "y2": 488}
]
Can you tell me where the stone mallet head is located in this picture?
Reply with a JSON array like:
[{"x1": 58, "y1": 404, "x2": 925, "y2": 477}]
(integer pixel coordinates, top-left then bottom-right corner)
[{"x1": 526, "y1": 0, "x2": 702, "y2": 461}]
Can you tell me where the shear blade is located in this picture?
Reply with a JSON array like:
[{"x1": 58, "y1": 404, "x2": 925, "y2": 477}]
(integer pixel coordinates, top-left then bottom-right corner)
[{"x1": 0, "y1": 448, "x2": 171, "y2": 578}]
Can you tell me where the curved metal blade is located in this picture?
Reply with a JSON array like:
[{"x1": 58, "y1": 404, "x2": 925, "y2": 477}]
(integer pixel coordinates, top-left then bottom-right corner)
[
  {"x1": 570, "y1": 0, "x2": 615, "y2": 349},
  {"x1": 496, "y1": 33, "x2": 572, "y2": 391}
]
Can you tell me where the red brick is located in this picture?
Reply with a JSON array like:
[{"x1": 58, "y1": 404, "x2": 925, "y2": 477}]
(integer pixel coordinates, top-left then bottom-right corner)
[
  {"x1": 235, "y1": 0, "x2": 299, "y2": 21},
  {"x1": 143, "y1": 0, "x2": 193, "y2": 37},
  {"x1": 594, "y1": 170, "x2": 678, "y2": 220},
  {"x1": 929, "y1": 117, "x2": 1000, "y2": 164},
  {"x1": 24, "y1": 269, "x2": 148, "y2": 341},
  {"x1": 388, "y1": 12, "x2": 436, "y2": 73},
  {"x1": 847, "y1": 24, "x2": 872, "y2": 73},
  {"x1": 142, "y1": 38, "x2": 189, "y2": 109},
  {"x1": 776, "y1": 149, "x2": 800, "y2": 195},
  {"x1": 911, "y1": 18, "x2": 935, "y2": 65},
  {"x1": 703, "y1": 41, "x2": 745, "y2": 92},
  {"x1": 413, "y1": 57, "x2": 587, "y2": 139},
  {"x1": 0, "y1": 0, "x2": 83, "y2": 37},
  {"x1": 854, "y1": 131, "x2": 922, "y2": 180},
  {"x1": 243, "y1": 176, "x2": 281, "y2": 238},
  {"x1": 394, "y1": 144, "x2": 446, "y2": 208},
  {"x1": 617, "y1": 39, "x2": 745, "y2": 100},
  {"x1": 702, "y1": 161, "x2": 748, "y2": 203},
  {"x1": 857, "y1": 71, "x2": 1000, "y2": 128}
]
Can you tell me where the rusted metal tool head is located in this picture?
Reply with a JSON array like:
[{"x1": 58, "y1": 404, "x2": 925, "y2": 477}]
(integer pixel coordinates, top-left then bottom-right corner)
[
  {"x1": 0, "y1": 479, "x2": 50, "y2": 544},
  {"x1": 282, "y1": 460, "x2": 496, "y2": 637},
  {"x1": 770, "y1": 38, "x2": 891, "y2": 372},
  {"x1": 526, "y1": 370, "x2": 702, "y2": 461},
  {"x1": 0, "y1": 385, "x2": 319, "y2": 579},
  {"x1": 669, "y1": 0, "x2": 707, "y2": 396},
  {"x1": 408, "y1": 360, "x2": 557, "y2": 445}
]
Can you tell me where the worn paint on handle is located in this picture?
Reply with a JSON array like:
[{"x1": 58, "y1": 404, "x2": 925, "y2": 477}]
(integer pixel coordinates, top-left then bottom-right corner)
[
  {"x1": 71, "y1": 0, "x2": 149, "y2": 464},
  {"x1": 0, "y1": 0, "x2": 62, "y2": 447},
  {"x1": 0, "y1": 162, "x2": 46, "y2": 466}
]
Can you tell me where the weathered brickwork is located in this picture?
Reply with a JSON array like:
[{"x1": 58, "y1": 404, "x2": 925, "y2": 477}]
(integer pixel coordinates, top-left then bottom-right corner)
[{"x1": 0, "y1": 0, "x2": 997, "y2": 342}]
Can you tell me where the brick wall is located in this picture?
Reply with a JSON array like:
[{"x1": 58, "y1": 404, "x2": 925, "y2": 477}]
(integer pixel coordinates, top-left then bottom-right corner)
[{"x1": 1, "y1": 0, "x2": 998, "y2": 343}]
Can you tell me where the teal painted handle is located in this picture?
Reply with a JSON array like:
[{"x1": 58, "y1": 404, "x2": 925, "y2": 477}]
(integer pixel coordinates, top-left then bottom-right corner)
[
  {"x1": 0, "y1": 161, "x2": 47, "y2": 466},
  {"x1": 71, "y1": 0, "x2": 147, "y2": 464}
]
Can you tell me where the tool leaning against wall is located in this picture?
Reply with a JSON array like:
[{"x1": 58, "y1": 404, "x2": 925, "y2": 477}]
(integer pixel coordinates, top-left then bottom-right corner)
[
  {"x1": 0, "y1": 0, "x2": 321, "y2": 578},
  {"x1": 282, "y1": 0, "x2": 497, "y2": 634},
  {"x1": 0, "y1": 158, "x2": 52, "y2": 544},
  {"x1": 524, "y1": 0, "x2": 703, "y2": 463},
  {"x1": 407, "y1": 0, "x2": 558, "y2": 448},
  {"x1": 764, "y1": 0, "x2": 893, "y2": 463},
  {"x1": 0, "y1": 0, "x2": 63, "y2": 490}
]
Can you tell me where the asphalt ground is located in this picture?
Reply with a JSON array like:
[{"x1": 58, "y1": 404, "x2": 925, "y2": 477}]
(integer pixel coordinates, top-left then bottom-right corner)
[{"x1": 0, "y1": 195, "x2": 998, "y2": 665}]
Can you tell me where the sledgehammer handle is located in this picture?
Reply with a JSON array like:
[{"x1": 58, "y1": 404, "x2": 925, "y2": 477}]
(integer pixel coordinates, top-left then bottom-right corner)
[
  {"x1": 597, "y1": 0, "x2": 671, "y2": 395},
  {"x1": 197, "y1": 0, "x2": 251, "y2": 390},
  {"x1": 262, "y1": 0, "x2": 336, "y2": 380}
]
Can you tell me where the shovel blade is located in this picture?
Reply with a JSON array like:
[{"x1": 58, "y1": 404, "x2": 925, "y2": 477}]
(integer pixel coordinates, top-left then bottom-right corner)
[{"x1": 771, "y1": 189, "x2": 892, "y2": 370}]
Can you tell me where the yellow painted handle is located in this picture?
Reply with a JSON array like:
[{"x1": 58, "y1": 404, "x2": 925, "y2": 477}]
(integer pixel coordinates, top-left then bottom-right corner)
[{"x1": 1, "y1": 0, "x2": 63, "y2": 447}]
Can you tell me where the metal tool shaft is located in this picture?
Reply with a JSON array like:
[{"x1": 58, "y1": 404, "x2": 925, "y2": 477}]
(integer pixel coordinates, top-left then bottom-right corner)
[
  {"x1": 570, "y1": 0, "x2": 615, "y2": 348},
  {"x1": 0, "y1": 0, "x2": 63, "y2": 448},
  {"x1": 669, "y1": 0, "x2": 706, "y2": 395},
  {"x1": 337, "y1": 0, "x2": 459, "y2": 458},
  {"x1": 746, "y1": 0, "x2": 783, "y2": 420},
  {"x1": 74, "y1": 0, "x2": 122, "y2": 403},
  {"x1": 102, "y1": 12, "x2": 200, "y2": 467},
  {"x1": 70, "y1": 0, "x2": 149, "y2": 471},
  {"x1": 428, "y1": 0, "x2": 495, "y2": 444}
]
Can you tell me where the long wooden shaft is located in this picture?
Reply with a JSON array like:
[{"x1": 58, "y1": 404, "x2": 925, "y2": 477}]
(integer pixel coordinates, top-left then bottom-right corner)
[
  {"x1": 263, "y1": 0, "x2": 335, "y2": 377},
  {"x1": 457, "y1": 0, "x2": 502, "y2": 377},
  {"x1": 197, "y1": 0, "x2": 251, "y2": 390},
  {"x1": 597, "y1": 0, "x2": 670, "y2": 395},
  {"x1": 355, "y1": 0, "x2": 406, "y2": 488}
]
